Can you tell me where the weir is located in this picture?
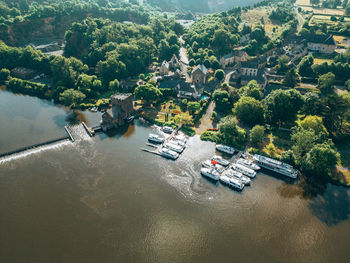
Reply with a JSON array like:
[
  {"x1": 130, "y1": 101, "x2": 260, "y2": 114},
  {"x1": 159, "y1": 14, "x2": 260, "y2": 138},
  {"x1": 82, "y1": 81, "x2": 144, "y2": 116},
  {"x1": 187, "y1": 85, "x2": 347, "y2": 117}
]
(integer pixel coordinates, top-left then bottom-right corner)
[{"x1": 0, "y1": 123, "x2": 92, "y2": 162}]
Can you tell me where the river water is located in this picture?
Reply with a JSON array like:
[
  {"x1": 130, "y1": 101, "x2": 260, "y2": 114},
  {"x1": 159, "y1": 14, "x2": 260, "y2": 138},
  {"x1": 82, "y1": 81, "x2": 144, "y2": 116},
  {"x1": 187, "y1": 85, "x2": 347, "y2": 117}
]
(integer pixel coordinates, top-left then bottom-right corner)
[{"x1": 0, "y1": 89, "x2": 349, "y2": 263}]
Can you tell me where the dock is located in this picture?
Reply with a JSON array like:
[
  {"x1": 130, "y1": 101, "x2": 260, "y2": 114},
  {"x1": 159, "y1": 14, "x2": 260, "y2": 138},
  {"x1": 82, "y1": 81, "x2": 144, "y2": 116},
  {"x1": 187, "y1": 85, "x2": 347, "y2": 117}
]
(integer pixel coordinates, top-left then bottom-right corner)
[{"x1": 141, "y1": 126, "x2": 183, "y2": 157}]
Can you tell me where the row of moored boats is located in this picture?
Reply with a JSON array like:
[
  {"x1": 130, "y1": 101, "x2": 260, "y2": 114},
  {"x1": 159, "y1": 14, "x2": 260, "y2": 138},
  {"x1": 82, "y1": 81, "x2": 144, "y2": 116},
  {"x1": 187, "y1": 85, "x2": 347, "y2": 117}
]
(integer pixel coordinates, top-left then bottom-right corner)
[
  {"x1": 148, "y1": 126, "x2": 187, "y2": 160},
  {"x1": 200, "y1": 144, "x2": 299, "y2": 191}
]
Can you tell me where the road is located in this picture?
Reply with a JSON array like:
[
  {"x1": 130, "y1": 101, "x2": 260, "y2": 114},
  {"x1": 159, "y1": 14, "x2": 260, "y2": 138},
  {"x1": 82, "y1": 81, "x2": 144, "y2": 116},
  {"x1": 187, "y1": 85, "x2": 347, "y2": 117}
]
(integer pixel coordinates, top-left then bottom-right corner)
[{"x1": 294, "y1": 6, "x2": 304, "y2": 33}]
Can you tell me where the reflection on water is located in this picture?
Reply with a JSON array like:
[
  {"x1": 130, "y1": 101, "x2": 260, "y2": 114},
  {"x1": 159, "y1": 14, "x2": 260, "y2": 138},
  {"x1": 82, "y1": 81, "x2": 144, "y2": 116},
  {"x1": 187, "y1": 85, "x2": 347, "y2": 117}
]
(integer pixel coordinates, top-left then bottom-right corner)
[{"x1": 0, "y1": 90, "x2": 350, "y2": 263}]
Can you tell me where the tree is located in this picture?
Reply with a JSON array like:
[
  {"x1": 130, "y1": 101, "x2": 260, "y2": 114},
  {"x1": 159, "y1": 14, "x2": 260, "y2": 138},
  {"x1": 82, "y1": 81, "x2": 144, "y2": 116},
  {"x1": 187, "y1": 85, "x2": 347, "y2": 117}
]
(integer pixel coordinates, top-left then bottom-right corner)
[
  {"x1": 175, "y1": 112, "x2": 193, "y2": 126},
  {"x1": 187, "y1": 101, "x2": 200, "y2": 114},
  {"x1": 250, "y1": 125, "x2": 265, "y2": 146},
  {"x1": 298, "y1": 115, "x2": 328, "y2": 135},
  {"x1": 265, "y1": 89, "x2": 305, "y2": 125},
  {"x1": 218, "y1": 116, "x2": 246, "y2": 146},
  {"x1": 214, "y1": 69, "x2": 225, "y2": 82},
  {"x1": 310, "y1": 0, "x2": 320, "y2": 5},
  {"x1": 346, "y1": 79, "x2": 350, "y2": 91},
  {"x1": 318, "y1": 72, "x2": 335, "y2": 94},
  {"x1": 305, "y1": 143, "x2": 339, "y2": 176},
  {"x1": 0, "y1": 68, "x2": 10, "y2": 83},
  {"x1": 211, "y1": 29, "x2": 234, "y2": 55},
  {"x1": 291, "y1": 129, "x2": 319, "y2": 166},
  {"x1": 298, "y1": 55, "x2": 314, "y2": 77},
  {"x1": 59, "y1": 89, "x2": 86, "y2": 107},
  {"x1": 276, "y1": 55, "x2": 289, "y2": 73},
  {"x1": 234, "y1": 96, "x2": 264, "y2": 125},
  {"x1": 213, "y1": 89, "x2": 231, "y2": 113},
  {"x1": 109, "y1": 79, "x2": 120, "y2": 91},
  {"x1": 133, "y1": 83, "x2": 162, "y2": 104},
  {"x1": 283, "y1": 68, "x2": 298, "y2": 88},
  {"x1": 241, "y1": 80, "x2": 263, "y2": 100}
]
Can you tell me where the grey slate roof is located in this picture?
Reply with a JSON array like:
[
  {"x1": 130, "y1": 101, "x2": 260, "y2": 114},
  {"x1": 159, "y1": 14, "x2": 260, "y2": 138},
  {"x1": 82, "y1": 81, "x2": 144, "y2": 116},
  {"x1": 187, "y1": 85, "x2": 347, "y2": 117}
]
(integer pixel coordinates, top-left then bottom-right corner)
[
  {"x1": 192, "y1": 64, "x2": 208, "y2": 75},
  {"x1": 306, "y1": 34, "x2": 336, "y2": 45},
  {"x1": 240, "y1": 61, "x2": 259, "y2": 69}
]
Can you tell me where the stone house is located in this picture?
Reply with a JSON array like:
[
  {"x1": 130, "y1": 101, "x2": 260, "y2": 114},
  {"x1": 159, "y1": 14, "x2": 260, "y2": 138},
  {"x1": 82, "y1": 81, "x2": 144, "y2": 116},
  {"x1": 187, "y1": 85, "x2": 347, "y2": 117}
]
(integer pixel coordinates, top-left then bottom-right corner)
[
  {"x1": 169, "y1": 55, "x2": 180, "y2": 69},
  {"x1": 306, "y1": 34, "x2": 336, "y2": 54},
  {"x1": 240, "y1": 61, "x2": 259, "y2": 76},
  {"x1": 191, "y1": 64, "x2": 208, "y2": 84},
  {"x1": 159, "y1": 61, "x2": 170, "y2": 75},
  {"x1": 220, "y1": 50, "x2": 248, "y2": 68},
  {"x1": 101, "y1": 93, "x2": 133, "y2": 131}
]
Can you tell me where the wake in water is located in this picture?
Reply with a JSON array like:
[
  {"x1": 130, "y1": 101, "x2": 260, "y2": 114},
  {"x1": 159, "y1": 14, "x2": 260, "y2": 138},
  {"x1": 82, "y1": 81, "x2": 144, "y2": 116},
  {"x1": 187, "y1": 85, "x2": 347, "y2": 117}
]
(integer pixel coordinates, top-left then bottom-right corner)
[{"x1": 0, "y1": 139, "x2": 72, "y2": 164}]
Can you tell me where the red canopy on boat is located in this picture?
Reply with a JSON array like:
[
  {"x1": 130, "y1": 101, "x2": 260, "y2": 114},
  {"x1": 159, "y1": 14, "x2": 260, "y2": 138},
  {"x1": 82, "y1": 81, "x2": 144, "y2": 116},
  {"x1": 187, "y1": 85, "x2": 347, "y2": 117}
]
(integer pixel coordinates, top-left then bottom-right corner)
[{"x1": 211, "y1": 160, "x2": 218, "y2": 165}]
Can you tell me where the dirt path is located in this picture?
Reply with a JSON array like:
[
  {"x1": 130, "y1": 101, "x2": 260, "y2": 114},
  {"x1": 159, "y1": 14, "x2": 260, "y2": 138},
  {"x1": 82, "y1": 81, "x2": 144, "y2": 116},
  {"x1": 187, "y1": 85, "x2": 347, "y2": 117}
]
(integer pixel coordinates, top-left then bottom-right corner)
[{"x1": 195, "y1": 101, "x2": 216, "y2": 134}]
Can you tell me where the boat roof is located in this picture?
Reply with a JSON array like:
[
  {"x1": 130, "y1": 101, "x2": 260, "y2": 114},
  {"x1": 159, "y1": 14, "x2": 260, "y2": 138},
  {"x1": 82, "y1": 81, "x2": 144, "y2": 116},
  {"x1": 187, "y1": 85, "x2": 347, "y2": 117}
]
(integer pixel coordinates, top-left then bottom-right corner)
[{"x1": 254, "y1": 154, "x2": 295, "y2": 170}]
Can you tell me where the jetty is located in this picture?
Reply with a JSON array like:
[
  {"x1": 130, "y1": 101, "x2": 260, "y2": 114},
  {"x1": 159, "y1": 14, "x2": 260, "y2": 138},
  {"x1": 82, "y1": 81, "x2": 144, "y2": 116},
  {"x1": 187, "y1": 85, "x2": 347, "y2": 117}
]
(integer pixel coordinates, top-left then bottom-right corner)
[{"x1": 141, "y1": 126, "x2": 182, "y2": 157}]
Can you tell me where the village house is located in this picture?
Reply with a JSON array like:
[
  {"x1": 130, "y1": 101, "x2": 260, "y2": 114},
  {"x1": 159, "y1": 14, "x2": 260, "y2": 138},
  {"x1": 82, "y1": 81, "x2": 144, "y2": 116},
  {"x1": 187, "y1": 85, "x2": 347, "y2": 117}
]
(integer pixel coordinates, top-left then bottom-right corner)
[
  {"x1": 229, "y1": 61, "x2": 267, "y2": 89},
  {"x1": 306, "y1": 34, "x2": 336, "y2": 54},
  {"x1": 159, "y1": 60, "x2": 170, "y2": 75},
  {"x1": 101, "y1": 93, "x2": 134, "y2": 131},
  {"x1": 220, "y1": 50, "x2": 248, "y2": 68},
  {"x1": 191, "y1": 64, "x2": 209, "y2": 84},
  {"x1": 169, "y1": 54, "x2": 180, "y2": 69}
]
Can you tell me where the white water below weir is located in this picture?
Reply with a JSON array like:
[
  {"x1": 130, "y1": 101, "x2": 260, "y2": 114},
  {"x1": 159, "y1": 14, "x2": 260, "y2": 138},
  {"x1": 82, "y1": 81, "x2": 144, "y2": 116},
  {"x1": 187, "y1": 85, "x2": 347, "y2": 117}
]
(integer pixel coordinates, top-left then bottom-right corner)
[{"x1": 0, "y1": 123, "x2": 92, "y2": 164}]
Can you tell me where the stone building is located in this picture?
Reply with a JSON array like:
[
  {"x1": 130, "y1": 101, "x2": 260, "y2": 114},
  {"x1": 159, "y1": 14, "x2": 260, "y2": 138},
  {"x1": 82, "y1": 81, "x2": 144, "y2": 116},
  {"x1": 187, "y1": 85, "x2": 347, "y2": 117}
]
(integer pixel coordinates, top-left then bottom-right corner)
[
  {"x1": 306, "y1": 34, "x2": 336, "y2": 54},
  {"x1": 101, "y1": 93, "x2": 133, "y2": 131},
  {"x1": 191, "y1": 64, "x2": 208, "y2": 84},
  {"x1": 220, "y1": 50, "x2": 248, "y2": 68},
  {"x1": 159, "y1": 61, "x2": 170, "y2": 75}
]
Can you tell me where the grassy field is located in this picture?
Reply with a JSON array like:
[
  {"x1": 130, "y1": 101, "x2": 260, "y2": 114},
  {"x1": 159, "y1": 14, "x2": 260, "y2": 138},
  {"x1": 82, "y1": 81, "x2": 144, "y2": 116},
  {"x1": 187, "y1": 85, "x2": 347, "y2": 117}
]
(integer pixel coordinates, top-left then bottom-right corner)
[
  {"x1": 310, "y1": 14, "x2": 350, "y2": 26},
  {"x1": 241, "y1": 8, "x2": 282, "y2": 34},
  {"x1": 313, "y1": 57, "x2": 333, "y2": 64},
  {"x1": 295, "y1": 0, "x2": 311, "y2": 6},
  {"x1": 301, "y1": 6, "x2": 345, "y2": 16}
]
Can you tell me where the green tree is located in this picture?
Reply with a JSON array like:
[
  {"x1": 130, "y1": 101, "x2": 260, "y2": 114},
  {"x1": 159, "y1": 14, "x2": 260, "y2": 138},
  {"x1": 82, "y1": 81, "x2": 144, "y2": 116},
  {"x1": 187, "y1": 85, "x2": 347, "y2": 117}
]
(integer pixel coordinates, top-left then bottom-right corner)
[
  {"x1": 59, "y1": 89, "x2": 86, "y2": 107},
  {"x1": 346, "y1": 79, "x2": 350, "y2": 91},
  {"x1": 214, "y1": 69, "x2": 225, "y2": 82},
  {"x1": 0, "y1": 68, "x2": 10, "y2": 83},
  {"x1": 265, "y1": 89, "x2": 305, "y2": 125},
  {"x1": 134, "y1": 83, "x2": 162, "y2": 104},
  {"x1": 298, "y1": 55, "x2": 314, "y2": 77},
  {"x1": 305, "y1": 143, "x2": 339, "y2": 176},
  {"x1": 291, "y1": 129, "x2": 319, "y2": 166},
  {"x1": 187, "y1": 101, "x2": 200, "y2": 114},
  {"x1": 283, "y1": 68, "x2": 299, "y2": 88},
  {"x1": 250, "y1": 125, "x2": 265, "y2": 146},
  {"x1": 276, "y1": 55, "x2": 289, "y2": 73},
  {"x1": 298, "y1": 115, "x2": 328, "y2": 135},
  {"x1": 109, "y1": 79, "x2": 120, "y2": 91},
  {"x1": 241, "y1": 80, "x2": 263, "y2": 100},
  {"x1": 318, "y1": 72, "x2": 335, "y2": 94},
  {"x1": 234, "y1": 96, "x2": 264, "y2": 125},
  {"x1": 218, "y1": 116, "x2": 246, "y2": 146},
  {"x1": 212, "y1": 89, "x2": 231, "y2": 113}
]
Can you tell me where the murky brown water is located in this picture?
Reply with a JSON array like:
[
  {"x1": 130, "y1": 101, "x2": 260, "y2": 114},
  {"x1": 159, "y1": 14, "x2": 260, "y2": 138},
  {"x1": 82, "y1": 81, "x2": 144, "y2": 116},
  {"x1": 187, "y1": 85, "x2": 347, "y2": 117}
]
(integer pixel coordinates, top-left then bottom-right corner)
[{"x1": 0, "y1": 90, "x2": 349, "y2": 263}]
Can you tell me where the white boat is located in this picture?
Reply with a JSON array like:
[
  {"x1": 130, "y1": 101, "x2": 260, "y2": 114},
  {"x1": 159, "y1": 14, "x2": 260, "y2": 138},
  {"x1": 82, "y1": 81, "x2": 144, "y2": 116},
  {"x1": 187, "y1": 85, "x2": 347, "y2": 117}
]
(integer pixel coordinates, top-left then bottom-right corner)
[
  {"x1": 231, "y1": 163, "x2": 256, "y2": 178},
  {"x1": 175, "y1": 134, "x2": 187, "y2": 143},
  {"x1": 219, "y1": 175, "x2": 244, "y2": 191},
  {"x1": 171, "y1": 139, "x2": 186, "y2": 148},
  {"x1": 212, "y1": 155, "x2": 230, "y2": 167},
  {"x1": 202, "y1": 160, "x2": 225, "y2": 173},
  {"x1": 200, "y1": 167, "x2": 220, "y2": 181},
  {"x1": 148, "y1": 133, "x2": 164, "y2": 144},
  {"x1": 164, "y1": 142, "x2": 184, "y2": 153},
  {"x1": 159, "y1": 148, "x2": 179, "y2": 160},
  {"x1": 216, "y1": 144, "x2": 235, "y2": 155},
  {"x1": 236, "y1": 158, "x2": 260, "y2": 170},
  {"x1": 162, "y1": 126, "x2": 174, "y2": 134},
  {"x1": 253, "y1": 154, "x2": 298, "y2": 179},
  {"x1": 226, "y1": 169, "x2": 251, "y2": 185}
]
